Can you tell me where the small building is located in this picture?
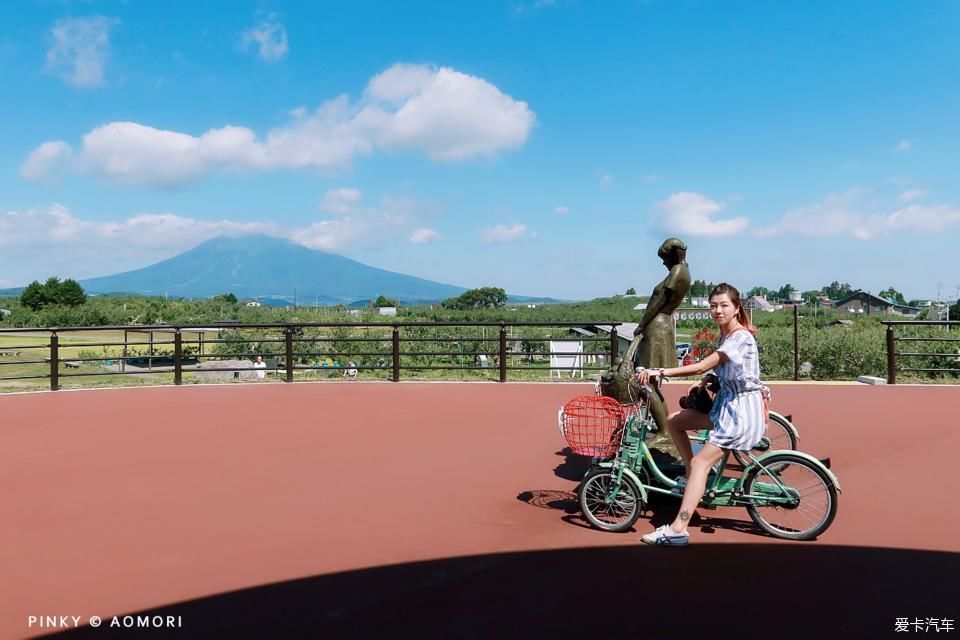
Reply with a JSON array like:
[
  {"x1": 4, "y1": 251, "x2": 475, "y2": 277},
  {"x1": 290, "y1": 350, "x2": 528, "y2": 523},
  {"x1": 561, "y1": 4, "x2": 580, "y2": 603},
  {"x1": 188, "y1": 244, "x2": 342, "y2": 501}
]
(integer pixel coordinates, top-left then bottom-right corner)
[
  {"x1": 834, "y1": 291, "x2": 920, "y2": 317},
  {"x1": 573, "y1": 323, "x2": 639, "y2": 359},
  {"x1": 377, "y1": 306, "x2": 397, "y2": 317},
  {"x1": 245, "y1": 300, "x2": 262, "y2": 307},
  {"x1": 633, "y1": 303, "x2": 648, "y2": 312},
  {"x1": 0, "y1": 308, "x2": 11, "y2": 319},
  {"x1": 745, "y1": 295, "x2": 775, "y2": 312},
  {"x1": 346, "y1": 309, "x2": 361, "y2": 316}
]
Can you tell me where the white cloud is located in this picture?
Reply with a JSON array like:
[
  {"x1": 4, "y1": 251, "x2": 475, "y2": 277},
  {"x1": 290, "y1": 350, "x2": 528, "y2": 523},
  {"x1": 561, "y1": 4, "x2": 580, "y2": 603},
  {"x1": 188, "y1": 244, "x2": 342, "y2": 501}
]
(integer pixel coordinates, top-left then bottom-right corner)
[
  {"x1": 294, "y1": 192, "x2": 412, "y2": 251},
  {"x1": 482, "y1": 223, "x2": 527, "y2": 244},
  {"x1": 873, "y1": 204, "x2": 960, "y2": 233},
  {"x1": 20, "y1": 141, "x2": 73, "y2": 181},
  {"x1": 240, "y1": 16, "x2": 289, "y2": 61},
  {"x1": 896, "y1": 139, "x2": 912, "y2": 152},
  {"x1": 409, "y1": 228, "x2": 440, "y2": 244},
  {"x1": 755, "y1": 188, "x2": 960, "y2": 240},
  {"x1": 0, "y1": 204, "x2": 278, "y2": 250},
  {"x1": 0, "y1": 278, "x2": 13, "y2": 288},
  {"x1": 554, "y1": 205, "x2": 569, "y2": 215},
  {"x1": 643, "y1": 174, "x2": 657, "y2": 184},
  {"x1": 22, "y1": 64, "x2": 535, "y2": 187},
  {"x1": 319, "y1": 188, "x2": 362, "y2": 214},
  {"x1": 363, "y1": 64, "x2": 535, "y2": 160},
  {"x1": 898, "y1": 189, "x2": 928, "y2": 202},
  {"x1": 0, "y1": 198, "x2": 437, "y2": 283},
  {"x1": 656, "y1": 192, "x2": 749, "y2": 237},
  {"x1": 599, "y1": 174, "x2": 613, "y2": 188},
  {"x1": 754, "y1": 188, "x2": 867, "y2": 240},
  {"x1": 46, "y1": 16, "x2": 119, "y2": 88}
]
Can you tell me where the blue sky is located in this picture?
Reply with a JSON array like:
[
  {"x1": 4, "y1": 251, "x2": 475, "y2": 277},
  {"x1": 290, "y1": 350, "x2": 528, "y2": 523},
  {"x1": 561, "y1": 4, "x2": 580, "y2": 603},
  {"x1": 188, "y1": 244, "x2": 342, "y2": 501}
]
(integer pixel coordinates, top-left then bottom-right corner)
[{"x1": 1, "y1": 0, "x2": 959, "y2": 301}]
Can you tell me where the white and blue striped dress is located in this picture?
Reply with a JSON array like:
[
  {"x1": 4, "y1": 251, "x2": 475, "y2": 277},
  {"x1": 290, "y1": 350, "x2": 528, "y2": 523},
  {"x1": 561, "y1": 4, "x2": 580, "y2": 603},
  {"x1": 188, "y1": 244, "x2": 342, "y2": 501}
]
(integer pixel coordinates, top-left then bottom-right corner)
[{"x1": 708, "y1": 329, "x2": 766, "y2": 451}]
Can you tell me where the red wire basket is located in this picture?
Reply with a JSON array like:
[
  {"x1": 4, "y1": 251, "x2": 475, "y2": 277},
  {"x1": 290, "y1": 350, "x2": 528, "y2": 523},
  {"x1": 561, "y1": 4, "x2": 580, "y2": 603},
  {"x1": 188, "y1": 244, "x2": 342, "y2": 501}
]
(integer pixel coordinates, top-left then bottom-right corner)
[{"x1": 558, "y1": 395, "x2": 625, "y2": 457}]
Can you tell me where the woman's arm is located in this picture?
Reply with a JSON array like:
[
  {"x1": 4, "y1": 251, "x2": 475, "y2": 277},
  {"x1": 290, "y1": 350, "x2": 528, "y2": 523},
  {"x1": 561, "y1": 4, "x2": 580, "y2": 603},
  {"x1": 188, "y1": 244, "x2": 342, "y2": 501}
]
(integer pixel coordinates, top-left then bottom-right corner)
[
  {"x1": 635, "y1": 350, "x2": 725, "y2": 385},
  {"x1": 663, "y1": 350, "x2": 723, "y2": 378}
]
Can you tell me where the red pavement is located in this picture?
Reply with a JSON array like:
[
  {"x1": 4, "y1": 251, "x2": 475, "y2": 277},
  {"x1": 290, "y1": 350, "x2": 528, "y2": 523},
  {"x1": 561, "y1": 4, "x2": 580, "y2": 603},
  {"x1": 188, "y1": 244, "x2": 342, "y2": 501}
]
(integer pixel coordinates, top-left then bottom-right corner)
[{"x1": 1, "y1": 382, "x2": 957, "y2": 638}]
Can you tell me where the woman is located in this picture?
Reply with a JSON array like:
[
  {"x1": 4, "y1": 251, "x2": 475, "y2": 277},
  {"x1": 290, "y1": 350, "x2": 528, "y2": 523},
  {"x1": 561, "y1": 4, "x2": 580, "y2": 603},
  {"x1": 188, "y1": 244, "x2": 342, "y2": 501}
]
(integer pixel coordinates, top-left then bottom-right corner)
[{"x1": 634, "y1": 283, "x2": 765, "y2": 546}]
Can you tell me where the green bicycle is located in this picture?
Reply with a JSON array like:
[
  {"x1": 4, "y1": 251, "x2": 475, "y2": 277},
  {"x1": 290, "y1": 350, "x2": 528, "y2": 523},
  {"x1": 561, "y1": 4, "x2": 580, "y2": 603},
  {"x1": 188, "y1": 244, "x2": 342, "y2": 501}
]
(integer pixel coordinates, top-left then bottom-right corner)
[{"x1": 561, "y1": 383, "x2": 840, "y2": 540}]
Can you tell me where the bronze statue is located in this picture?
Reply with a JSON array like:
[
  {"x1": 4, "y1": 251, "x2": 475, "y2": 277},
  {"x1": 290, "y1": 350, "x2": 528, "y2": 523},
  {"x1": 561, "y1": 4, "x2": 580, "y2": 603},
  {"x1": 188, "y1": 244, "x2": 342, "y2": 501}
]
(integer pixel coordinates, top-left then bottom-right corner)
[
  {"x1": 634, "y1": 237, "x2": 690, "y2": 434},
  {"x1": 634, "y1": 237, "x2": 691, "y2": 366},
  {"x1": 600, "y1": 238, "x2": 690, "y2": 440}
]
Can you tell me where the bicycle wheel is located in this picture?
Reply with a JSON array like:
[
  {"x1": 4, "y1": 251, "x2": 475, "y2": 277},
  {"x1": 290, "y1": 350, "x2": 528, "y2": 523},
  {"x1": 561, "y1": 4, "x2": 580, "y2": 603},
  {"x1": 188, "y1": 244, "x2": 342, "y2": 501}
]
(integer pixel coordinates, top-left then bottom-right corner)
[
  {"x1": 579, "y1": 468, "x2": 644, "y2": 533},
  {"x1": 742, "y1": 453, "x2": 838, "y2": 540},
  {"x1": 733, "y1": 412, "x2": 798, "y2": 467}
]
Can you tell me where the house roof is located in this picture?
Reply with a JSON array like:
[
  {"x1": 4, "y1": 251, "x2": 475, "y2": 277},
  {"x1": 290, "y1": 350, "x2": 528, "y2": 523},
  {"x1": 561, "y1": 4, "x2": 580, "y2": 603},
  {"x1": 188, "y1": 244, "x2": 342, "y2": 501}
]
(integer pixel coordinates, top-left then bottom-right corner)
[
  {"x1": 834, "y1": 290, "x2": 920, "y2": 312},
  {"x1": 588, "y1": 323, "x2": 639, "y2": 342},
  {"x1": 747, "y1": 295, "x2": 774, "y2": 310}
]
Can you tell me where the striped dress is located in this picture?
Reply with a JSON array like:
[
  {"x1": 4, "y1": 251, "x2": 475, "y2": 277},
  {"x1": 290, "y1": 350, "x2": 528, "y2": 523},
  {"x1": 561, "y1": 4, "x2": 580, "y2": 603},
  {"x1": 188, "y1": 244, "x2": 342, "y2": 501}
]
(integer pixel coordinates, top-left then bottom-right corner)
[{"x1": 707, "y1": 329, "x2": 766, "y2": 451}]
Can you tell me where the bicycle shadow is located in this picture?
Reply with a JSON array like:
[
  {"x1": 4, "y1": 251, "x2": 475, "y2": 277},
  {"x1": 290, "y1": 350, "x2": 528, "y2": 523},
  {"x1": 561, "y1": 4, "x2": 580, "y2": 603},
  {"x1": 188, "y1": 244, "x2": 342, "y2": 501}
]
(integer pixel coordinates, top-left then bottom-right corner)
[
  {"x1": 551, "y1": 447, "x2": 589, "y2": 481},
  {"x1": 519, "y1": 482, "x2": 775, "y2": 539},
  {"x1": 516, "y1": 489, "x2": 579, "y2": 514}
]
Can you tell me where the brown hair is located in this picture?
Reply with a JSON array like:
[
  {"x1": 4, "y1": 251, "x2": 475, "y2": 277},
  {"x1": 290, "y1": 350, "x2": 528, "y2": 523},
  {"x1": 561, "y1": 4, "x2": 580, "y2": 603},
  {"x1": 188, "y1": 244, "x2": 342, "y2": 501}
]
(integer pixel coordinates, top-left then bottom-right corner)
[{"x1": 708, "y1": 282, "x2": 756, "y2": 334}]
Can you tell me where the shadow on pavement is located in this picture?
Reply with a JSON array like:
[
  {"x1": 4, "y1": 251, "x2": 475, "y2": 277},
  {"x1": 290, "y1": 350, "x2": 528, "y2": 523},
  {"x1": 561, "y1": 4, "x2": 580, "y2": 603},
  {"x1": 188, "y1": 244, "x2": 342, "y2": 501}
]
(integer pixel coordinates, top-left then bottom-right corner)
[{"x1": 48, "y1": 544, "x2": 957, "y2": 639}]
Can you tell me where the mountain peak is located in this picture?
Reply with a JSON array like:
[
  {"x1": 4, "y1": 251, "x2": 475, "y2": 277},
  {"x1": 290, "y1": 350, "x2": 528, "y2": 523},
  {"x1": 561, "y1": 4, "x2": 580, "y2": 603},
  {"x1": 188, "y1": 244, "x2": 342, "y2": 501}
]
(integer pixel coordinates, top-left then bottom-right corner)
[{"x1": 79, "y1": 234, "x2": 466, "y2": 303}]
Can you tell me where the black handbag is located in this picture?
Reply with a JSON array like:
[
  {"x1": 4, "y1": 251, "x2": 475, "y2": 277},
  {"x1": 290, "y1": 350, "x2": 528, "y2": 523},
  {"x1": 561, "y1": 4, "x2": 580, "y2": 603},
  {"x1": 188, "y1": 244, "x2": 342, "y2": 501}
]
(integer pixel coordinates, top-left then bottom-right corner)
[{"x1": 679, "y1": 374, "x2": 719, "y2": 414}]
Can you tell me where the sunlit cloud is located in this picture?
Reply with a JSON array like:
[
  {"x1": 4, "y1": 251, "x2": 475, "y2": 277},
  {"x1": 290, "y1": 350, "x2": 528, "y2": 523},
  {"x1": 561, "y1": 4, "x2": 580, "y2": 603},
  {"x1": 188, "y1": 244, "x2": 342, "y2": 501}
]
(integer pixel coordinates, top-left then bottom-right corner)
[{"x1": 23, "y1": 64, "x2": 536, "y2": 188}]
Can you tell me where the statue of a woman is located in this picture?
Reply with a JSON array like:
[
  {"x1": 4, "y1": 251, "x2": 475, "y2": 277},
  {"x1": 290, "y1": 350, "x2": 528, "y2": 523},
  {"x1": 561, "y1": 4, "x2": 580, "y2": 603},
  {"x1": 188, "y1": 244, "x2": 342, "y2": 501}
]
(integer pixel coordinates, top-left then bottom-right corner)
[
  {"x1": 634, "y1": 238, "x2": 691, "y2": 367},
  {"x1": 626, "y1": 238, "x2": 690, "y2": 446}
]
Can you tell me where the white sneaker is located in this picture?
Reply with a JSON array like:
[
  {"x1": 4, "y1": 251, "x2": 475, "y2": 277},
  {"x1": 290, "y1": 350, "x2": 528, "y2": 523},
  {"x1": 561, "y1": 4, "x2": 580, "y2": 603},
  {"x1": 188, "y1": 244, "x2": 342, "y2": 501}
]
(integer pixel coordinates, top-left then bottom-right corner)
[{"x1": 642, "y1": 525, "x2": 689, "y2": 546}]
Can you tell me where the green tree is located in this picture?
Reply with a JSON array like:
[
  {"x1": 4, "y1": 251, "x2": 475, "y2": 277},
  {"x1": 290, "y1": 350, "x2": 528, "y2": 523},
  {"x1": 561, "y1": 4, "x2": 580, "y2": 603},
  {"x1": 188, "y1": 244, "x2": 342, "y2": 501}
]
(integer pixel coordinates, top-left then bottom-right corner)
[
  {"x1": 442, "y1": 287, "x2": 508, "y2": 310},
  {"x1": 690, "y1": 279, "x2": 710, "y2": 297},
  {"x1": 878, "y1": 287, "x2": 906, "y2": 305},
  {"x1": 59, "y1": 279, "x2": 87, "y2": 307},
  {"x1": 625, "y1": 287, "x2": 636, "y2": 295},
  {"x1": 20, "y1": 281, "x2": 48, "y2": 311},
  {"x1": 748, "y1": 286, "x2": 771, "y2": 299},
  {"x1": 775, "y1": 284, "x2": 795, "y2": 303},
  {"x1": 801, "y1": 290, "x2": 822, "y2": 305},
  {"x1": 823, "y1": 281, "x2": 853, "y2": 300},
  {"x1": 372, "y1": 295, "x2": 398, "y2": 307},
  {"x1": 213, "y1": 293, "x2": 238, "y2": 304},
  {"x1": 19, "y1": 276, "x2": 86, "y2": 310}
]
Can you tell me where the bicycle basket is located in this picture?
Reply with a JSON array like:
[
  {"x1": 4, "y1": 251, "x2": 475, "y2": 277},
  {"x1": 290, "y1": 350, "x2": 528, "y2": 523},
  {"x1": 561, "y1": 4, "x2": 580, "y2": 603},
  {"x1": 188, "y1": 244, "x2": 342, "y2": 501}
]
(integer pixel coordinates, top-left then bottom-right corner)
[{"x1": 558, "y1": 395, "x2": 625, "y2": 457}]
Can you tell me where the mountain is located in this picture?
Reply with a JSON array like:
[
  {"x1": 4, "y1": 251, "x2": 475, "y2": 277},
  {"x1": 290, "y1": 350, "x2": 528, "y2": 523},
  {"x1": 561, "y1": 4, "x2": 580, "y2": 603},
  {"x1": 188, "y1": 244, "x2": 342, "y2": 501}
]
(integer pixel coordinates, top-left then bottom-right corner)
[{"x1": 75, "y1": 235, "x2": 469, "y2": 304}]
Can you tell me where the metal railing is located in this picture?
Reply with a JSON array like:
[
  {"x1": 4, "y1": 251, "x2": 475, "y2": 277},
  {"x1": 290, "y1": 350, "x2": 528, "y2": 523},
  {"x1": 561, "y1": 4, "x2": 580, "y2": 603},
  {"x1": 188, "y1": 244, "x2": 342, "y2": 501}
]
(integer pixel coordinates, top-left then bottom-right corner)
[
  {"x1": 882, "y1": 320, "x2": 960, "y2": 384},
  {"x1": 0, "y1": 322, "x2": 624, "y2": 391}
]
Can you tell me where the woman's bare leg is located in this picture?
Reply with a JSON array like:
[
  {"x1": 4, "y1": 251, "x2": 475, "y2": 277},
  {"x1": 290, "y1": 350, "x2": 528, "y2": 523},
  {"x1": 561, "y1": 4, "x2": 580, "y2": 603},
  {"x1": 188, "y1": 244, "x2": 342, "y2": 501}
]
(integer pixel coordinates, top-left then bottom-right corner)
[
  {"x1": 666, "y1": 408, "x2": 713, "y2": 467},
  {"x1": 670, "y1": 443, "x2": 726, "y2": 534}
]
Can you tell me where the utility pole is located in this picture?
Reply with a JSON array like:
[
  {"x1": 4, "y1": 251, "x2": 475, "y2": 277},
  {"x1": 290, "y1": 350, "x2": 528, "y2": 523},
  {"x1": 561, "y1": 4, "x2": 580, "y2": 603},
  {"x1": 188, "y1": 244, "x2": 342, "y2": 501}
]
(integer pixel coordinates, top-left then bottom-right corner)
[{"x1": 937, "y1": 282, "x2": 943, "y2": 324}]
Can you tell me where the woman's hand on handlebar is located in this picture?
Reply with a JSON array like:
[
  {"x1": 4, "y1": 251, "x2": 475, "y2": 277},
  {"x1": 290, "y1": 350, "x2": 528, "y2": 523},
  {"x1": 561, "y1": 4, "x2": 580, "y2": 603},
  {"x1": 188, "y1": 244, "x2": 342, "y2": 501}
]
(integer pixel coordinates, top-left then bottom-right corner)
[{"x1": 633, "y1": 367, "x2": 665, "y2": 387}]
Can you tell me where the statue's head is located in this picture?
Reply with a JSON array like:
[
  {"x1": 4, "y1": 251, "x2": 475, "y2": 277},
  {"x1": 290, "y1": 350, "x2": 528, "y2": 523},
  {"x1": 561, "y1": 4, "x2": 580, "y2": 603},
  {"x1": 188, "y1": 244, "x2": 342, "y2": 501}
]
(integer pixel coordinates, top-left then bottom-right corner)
[{"x1": 657, "y1": 237, "x2": 687, "y2": 266}]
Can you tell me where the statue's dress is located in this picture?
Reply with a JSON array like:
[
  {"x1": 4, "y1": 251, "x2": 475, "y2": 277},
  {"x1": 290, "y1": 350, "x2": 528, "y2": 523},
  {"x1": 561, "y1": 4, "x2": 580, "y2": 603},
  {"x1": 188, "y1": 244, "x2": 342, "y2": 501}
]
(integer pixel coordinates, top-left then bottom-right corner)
[{"x1": 636, "y1": 264, "x2": 690, "y2": 369}]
